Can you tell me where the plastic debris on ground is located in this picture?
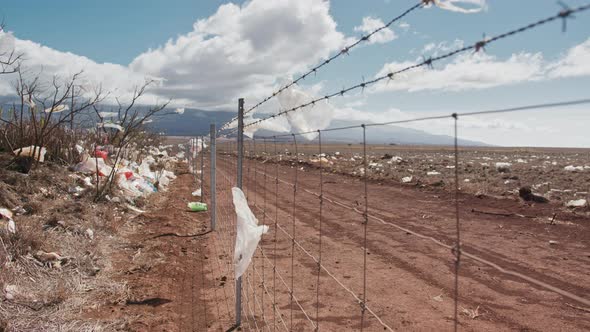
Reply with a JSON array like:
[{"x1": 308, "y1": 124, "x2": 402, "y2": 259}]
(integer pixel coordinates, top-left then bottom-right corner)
[
  {"x1": 13, "y1": 146, "x2": 47, "y2": 162},
  {"x1": 70, "y1": 141, "x2": 178, "y2": 207},
  {"x1": 0, "y1": 208, "x2": 16, "y2": 234},
  {"x1": 566, "y1": 199, "x2": 587, "y2": 208},
  {"x1": 188, "y1": 202, "x2": 207, "y2": 212},
  {"x1": 192, "y1": 189, "x2": 202, "y2": 197},
  {"x1": 232, "y1": 187, "x2": 269, "y2": 278}
]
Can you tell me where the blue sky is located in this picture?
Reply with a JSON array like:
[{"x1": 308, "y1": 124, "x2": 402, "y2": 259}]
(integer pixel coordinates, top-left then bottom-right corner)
[{"x1": 1, "y1": 0, "x2": 589, "y2": 146}]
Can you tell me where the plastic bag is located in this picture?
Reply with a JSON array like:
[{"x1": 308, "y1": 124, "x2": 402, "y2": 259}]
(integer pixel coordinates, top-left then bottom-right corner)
[
  {"x1": 232, "y1": 187, "x2": 269, "y2": 278},
  {"x1": 13, "y1": 146, "x2": 47, "y2": 162}
]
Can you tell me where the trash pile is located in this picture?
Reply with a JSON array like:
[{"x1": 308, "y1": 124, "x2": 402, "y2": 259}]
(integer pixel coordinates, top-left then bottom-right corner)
[{"x1": 71, "y1": 143, "x2": 185, "y2": 204}]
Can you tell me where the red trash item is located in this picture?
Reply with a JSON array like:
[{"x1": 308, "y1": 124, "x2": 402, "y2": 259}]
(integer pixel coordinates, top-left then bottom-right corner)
[
  {"x1": 94, "y1": 149, "x2": 108, "y2": 160},
  {"x1": 124, "y1": 171, "x2": 133, "y2": 180}
]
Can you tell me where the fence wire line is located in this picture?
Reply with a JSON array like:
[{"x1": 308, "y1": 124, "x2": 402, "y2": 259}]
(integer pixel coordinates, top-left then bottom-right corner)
[
  {"x1": 217, "y1": 151, "x2": 396, "y2": 331},
  {"x1": 216, "y1": 155, "x2": 312, "y2": 330},
  {"x1": 220, "y1": 1, "x2": 426, "y2": 130},
  {"x1": 240, "y1": 154, "x2": 590, "y2": 308},
  {"x1": 236, "y1": 4, "x2": 590, "y2": 129},
  {"x1": 253, "y1": 98, "x2": 590, "y2": 139}
]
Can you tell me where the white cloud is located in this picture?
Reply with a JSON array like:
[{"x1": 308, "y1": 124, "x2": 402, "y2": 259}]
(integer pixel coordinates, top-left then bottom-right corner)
[
  {"x1": 374, "y1": 51, "x2": 544, "y2": 93},
  {"x1": 130, "y1": 0, "x2": 347, "y2": 109},
  {"x1": 353, "y1": 17, "x2": 396, "y2": 44},
  {"x1": 0, "y1": 31, "x2": 160, "y2": 105},
  {"x1": 547, "y1": 38, "x2": 590, "y2": 78},
  {"x1": 373, "y1": 37, "x2": 590, "y2": 93},
  {"x1": 0, "y1": 0, "x2": 347, "y2": 110}
]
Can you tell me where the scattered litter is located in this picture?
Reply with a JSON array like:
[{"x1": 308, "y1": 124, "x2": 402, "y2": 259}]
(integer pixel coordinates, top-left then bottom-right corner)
[
  {"x1": 564, "y1": 165, "x2": 584, "y2": 172},
  {"x1": 4, "y1": 285, "x2": 17, "y2": 301},
  {"x1": 98, "y1": 122, "x2": 125, "y2": 132},
  {"x1": 125, "y1": 204, "x2": 146, "y2": 214},
  {"x1": 495, "y1": 162, "x2": 512, "y2": 173},
  {"x1": 44, "y1": 104, "x2": 69, "y2": 113},
  {"x1": 549, "y1": 240, "x2": 559, "y2": 245},
  {"x1": 401, "y1": 176, "x2": 413, "y2": 183},
  {"x1": 433, "y1": 294, "x2": 443, "y2": 302},
  {"x1": 188, "y1": 202, "x2": 208, "y2": 212},
  {"x1": 464, "y1": 179, "x2": 471, "y2": 182},
  {"x1": 427, "y1": 171, "x2": 440, "y2": 176},
  {"x1": 566, "y1": 199, "x2": 587, "y2": 208},
  {"x1": 0, "y1": 208, "x2": 16, "y2": 234},
  {"x1": 13, "y1": 146, "x2": 47, "y2": 162},
  {"x1": 85, "y1": 228, "x2": 94, "y2": 240},
  {"x1": 232, "y1": 187, "x2": 269, "y2": 278},
  {"x1": 34, "y1": 250, "x2": 70, "y2": 268},
  {"x1": 192, "y1": 189, "x2": 202, "y2": 197}
]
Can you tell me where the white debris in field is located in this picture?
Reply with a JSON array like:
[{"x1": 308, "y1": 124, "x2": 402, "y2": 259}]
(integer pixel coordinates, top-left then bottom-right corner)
[
  {"x1": 85, "y1": 228, "x2": 94, "y2": 240},
  {"x1": 464, "y1": 179, "x2": 470, "y2": 182},
  {"x1": 44, "y1": 104, "x2": 69, "y2": 113},
  {"x1": 549, "y1": 240, "x2": 559, "y2": 245},
  {"x1": 13, "y1": 146, "x2": 47, "y2": 162},
  {"x1": 4, "y1": 285, "x2": 17, "y2": 301},
  {"x1": 427, "y1": 171, "x2": 440, "y2": 176},
  {"x1": 495, "y1": 162, "x2": 512, "y2": 172},
  {"x1": 445, "y1": 165, "x2": 455, "y2": 169},
  {"x1": 0, "y1": 208, "x2": 16, "y2": 234},
  {"x1": 192, "y1": 189, "x2": 202, "y2": 197},
  {"x1": 390, "y1": 156, "x2": 403, "y2": 163},
  {"x1": 401, "y1": 176, "x2": 413, "y2": 183},
  {"x1": 335, "y1": 152, "x2": 340, "y2": 156},
  {"x1": 564, "y1": 165, "x2": 584, "y2": 172},
  {"x1": 516, "y1": 158, "x2": 527, "y2": 163},
  {"x1": 566, "y1": 199, "x2": 587, "y2": 208}
]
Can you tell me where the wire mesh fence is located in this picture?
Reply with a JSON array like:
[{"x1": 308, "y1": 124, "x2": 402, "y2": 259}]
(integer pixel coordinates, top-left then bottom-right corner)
[
  {"x1": 208, "y1": 105, "x2": 590, "y2": 330},
  {"x1": 192, "y1": 2, "x2": 590, "y2": 330}
]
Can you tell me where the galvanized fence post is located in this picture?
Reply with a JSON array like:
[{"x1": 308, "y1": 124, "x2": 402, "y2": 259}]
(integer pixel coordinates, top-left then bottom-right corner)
[
  {"x1": 210, "y1": 124, "x2": 216, "y2": 231},
  {"x1": 200, "y1": 135, "x2": 205, "y2": 203},
  {"x1": 236, "y1": 98, "x2": 244, "y2": 327}
]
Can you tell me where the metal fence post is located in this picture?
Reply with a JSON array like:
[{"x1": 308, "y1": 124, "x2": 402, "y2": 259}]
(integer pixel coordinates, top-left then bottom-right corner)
[
  {"x1": 236, "y1": 98, "x2": 244, "y2": 327},
  {"x1": 200, "y1": 135, "x2": 205, "y2": 203},
  {"x1": 210, "y1": 124, "x2": 216, "y2": 231}
]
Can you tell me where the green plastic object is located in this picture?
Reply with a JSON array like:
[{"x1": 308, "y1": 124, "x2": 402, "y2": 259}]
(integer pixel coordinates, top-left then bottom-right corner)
[{"x1": 188, "y1": 202, "x2": 208, "y2": 212}]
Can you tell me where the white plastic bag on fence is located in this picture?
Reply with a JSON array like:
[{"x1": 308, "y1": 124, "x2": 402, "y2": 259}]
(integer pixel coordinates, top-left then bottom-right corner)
[{"x1": 232, "y1": 187, "x2": 269, "y2": 278}]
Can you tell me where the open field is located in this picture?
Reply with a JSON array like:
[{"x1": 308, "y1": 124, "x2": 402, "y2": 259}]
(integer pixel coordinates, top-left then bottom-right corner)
[{"x1": 201, "y1": 142, "x2": 590, "y2": 331}]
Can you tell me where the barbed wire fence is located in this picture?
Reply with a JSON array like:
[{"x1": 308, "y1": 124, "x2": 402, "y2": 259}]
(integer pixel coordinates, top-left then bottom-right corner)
[{"x1": 199, "y1": 2, "x2": 590, "y2": 331}]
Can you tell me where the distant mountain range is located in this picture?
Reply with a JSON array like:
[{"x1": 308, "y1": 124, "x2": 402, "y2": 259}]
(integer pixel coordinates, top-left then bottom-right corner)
[
  {"x1": 152, "y1": 110, "x2": 489, "y2": 146},
  {"x1": 0, "y1": 97, "x2": 488, "y2": 146}
]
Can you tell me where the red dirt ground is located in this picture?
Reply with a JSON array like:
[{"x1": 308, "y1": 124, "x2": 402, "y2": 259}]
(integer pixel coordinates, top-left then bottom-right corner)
[{"x1": 89, "y1": 149, "x2": 589, "y2": 331}]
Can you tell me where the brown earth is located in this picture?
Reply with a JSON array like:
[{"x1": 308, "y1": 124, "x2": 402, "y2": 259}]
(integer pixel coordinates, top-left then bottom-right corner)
[
  {"x1": 203, "y1": 149, "x2": 590, "y2": 331},
  {"x1": 71, "y1": 145, "x2": 590, "y2": 331}
]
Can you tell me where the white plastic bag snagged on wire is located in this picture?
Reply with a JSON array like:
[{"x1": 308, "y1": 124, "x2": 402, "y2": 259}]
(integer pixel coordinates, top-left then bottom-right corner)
[{"x1": 232, "y1": 187, "x2": 268, "y2": 278}]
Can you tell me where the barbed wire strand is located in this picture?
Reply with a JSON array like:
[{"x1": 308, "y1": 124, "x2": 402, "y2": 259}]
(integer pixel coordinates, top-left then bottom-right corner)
[
  {"x1": 220, "y1": 1, "x2": 427, "y2": 130},
  {"x1": 252, "y1": 98, "x2": 590, "y2": 139},
  {"x1": 235, "y1": 4, "x2": 590, "y2": 130}
]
